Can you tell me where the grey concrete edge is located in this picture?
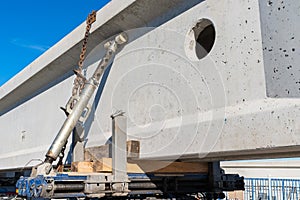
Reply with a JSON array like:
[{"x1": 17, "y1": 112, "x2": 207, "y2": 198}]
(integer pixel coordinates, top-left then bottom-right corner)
[{"x1": 0, "y1": 0, "x2": 136, "y2": 108}]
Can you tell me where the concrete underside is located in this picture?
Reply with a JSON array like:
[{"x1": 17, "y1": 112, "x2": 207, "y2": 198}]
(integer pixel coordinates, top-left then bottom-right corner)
[
  {"x1": 0, "y1": 0, "x2": 299, "y2": 170},
  {"x1": 222, "y1": 159, "x2": 300, "y2": 178}
]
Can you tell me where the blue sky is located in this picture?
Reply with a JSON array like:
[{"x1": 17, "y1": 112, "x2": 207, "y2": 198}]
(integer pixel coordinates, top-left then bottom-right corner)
[{"x1": 0, "y1": 0, "x2": 110, "y2": 86}]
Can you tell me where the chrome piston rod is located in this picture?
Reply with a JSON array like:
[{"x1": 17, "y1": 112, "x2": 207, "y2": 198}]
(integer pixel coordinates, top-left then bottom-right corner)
[{"x1": 45, "y1": 33, "x2": 128, "y2": 163}]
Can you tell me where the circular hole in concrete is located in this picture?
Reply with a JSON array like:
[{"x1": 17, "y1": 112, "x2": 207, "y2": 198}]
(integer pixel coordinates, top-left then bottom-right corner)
[
  {"x1": 195, "y1": 21, "x2": 215, "y2": 59},
  {"x1": 185, "y1": 19, "x2": 216, "y2": 60}
]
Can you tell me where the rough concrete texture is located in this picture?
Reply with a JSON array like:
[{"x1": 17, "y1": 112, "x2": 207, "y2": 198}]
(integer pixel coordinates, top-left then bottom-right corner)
[
  {"x1": 0, "y1": 0, "x2": 299, "y2": 170},
  {"x1": 259, "y1": 0, "x2": 300, "y2": 98}
]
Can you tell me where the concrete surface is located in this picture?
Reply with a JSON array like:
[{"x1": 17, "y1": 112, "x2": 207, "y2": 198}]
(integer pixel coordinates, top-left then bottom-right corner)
[
  {"x1": 0, "y1": 0, "x2": 299, "y2": 170},
  {"x1": 222, "y1": 159, "x2": 300, "y2": 178}
]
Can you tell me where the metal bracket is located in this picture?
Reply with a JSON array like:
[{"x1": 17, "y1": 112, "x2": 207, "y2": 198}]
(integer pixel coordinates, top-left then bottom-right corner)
[
  {"x1": 207, "y1": 161, "x2": 244, "y2": 199},
  {"x1": 111, "y1": 111, "x2": 128, "y2": 183},
  {"x1": 64, "y1": 96, "x2": 91, "y2": 124}
]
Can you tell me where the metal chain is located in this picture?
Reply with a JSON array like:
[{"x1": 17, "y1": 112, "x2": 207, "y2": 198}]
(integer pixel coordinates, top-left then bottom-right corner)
[
  {"x1": 55, "y1": 141, "x2": 67, "y2": 172},
  {"x1": 56, "y1": 12, "x2": 97, "y2": 166},
  {"x1": 71, "y1": 11, "x2": 96, "y2": 109}
]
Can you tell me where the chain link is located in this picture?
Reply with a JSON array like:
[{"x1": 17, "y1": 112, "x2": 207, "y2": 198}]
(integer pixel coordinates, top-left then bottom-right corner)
[
  {"x1": 56, "y1": 11, "x2": 97, "y2": 167},
  {"x1": 71, "y1": 11, "x2": 96, "y2": 109}
]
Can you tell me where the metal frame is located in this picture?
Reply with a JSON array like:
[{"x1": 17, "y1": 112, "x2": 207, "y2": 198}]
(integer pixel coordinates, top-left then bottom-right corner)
[{"x1": 244, "y1": 178, "x2": 300, "y2": 200}]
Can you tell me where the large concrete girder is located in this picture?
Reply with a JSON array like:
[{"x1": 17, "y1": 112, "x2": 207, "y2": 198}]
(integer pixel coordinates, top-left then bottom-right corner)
[
  {"x1": 84, "y1": 0, "x2": 300, "y2": 161},
  {"x1": 0, "y1": 0, "x2": 202, "y2": 170},
  {"x1": 0, "y1": 0, "x2": 201, "y2": 116},
  {"x1": 0, "y1": 0, "x2": 299, "y2": 170}
]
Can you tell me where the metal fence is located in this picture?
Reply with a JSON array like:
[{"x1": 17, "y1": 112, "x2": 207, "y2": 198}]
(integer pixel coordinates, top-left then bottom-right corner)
[{"x1": 244, "y1": 178, "x2": 300, "y2": 200}]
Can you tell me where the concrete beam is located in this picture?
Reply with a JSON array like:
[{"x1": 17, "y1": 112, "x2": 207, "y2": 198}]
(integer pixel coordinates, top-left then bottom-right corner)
[
  {"x1": 0, "y1": 0, "x2": 201, "y2": 115},
  {"x1": 222, "y1": 160, "x2": 300, "y2": 178}
]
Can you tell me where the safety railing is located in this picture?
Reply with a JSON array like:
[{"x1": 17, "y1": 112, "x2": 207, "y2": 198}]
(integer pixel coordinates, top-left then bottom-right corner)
[{"x1": 244, "y1": 178, "x2": 300, "y2": 200}]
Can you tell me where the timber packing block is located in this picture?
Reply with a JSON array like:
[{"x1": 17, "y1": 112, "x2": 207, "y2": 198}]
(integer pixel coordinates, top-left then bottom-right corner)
[{"x1": 71, "y1": 158, "x2": 208, "y2": 174}]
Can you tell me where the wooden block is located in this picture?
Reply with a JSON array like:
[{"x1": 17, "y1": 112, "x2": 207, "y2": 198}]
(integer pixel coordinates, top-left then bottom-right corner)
[
  {"x1": 92, "y1": 158, "x2": 208, "y2": 174},
  {"x1": 71, "y1": 161, "x2": 94, "y2": 173},
  {"x1": 227, "y1": 190, "x2": 244, "y2": 200},
  {"x1": 131, "y1": 160, "x2": 208, "y2": 173},
  {"x1": 93, "y1": 157, "x2": 144, "y2": 173}
]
